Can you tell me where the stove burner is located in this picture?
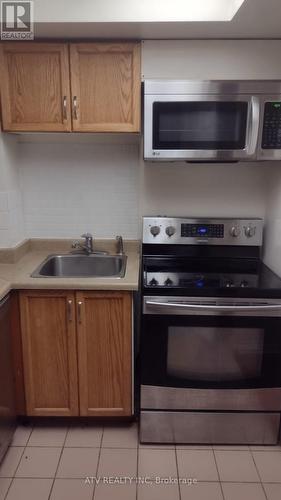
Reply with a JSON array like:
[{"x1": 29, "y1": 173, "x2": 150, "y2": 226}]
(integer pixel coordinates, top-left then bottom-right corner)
[
  {"x1": 149, "y1": 278, "x2": 158, "y2": 286},
  {"x1": 145, "y1": 271, "x2": 258, "y2": 289},
  {"x1": 225, "y1": 280, "x2": 234, "y2": 288},
  {"x1": 164, "y1": 278, "x2": 173, "y2": 286}
]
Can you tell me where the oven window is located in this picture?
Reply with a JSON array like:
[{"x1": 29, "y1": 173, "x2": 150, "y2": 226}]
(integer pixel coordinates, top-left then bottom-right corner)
[
  {"x1": 167, "y1": 327, "x2": 264, "y2": 382},
  {"x1": 141, "y1": 315, "x2": 281, "y2": 389},
  {"x1": 153, "y1": 101, "x2": 248, "y2": 150}
]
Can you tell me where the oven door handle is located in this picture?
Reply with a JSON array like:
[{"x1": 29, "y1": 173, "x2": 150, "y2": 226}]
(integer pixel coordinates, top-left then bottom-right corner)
[{"x1": 145, "y1": 300, "x2": 281, "y2": 312}]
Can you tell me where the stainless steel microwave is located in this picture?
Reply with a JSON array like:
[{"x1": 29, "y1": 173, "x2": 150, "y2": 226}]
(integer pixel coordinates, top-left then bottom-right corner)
[{"x1": 144, "y1": 80, "x2": 281, "y2": 162}]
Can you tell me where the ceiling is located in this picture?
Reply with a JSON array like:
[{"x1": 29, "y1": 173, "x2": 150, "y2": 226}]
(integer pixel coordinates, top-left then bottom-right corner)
[{"x1": 34, "y1": 0, "x2": 281, "y2": 39}]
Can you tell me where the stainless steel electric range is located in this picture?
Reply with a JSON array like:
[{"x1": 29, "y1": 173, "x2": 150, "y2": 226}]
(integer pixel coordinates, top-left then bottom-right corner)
[{"x1": 140, "y1": 217, "x2": 281, "y2": 445}]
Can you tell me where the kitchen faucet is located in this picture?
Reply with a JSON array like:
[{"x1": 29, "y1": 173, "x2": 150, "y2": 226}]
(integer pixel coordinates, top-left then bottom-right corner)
[
  {"x1": 82, "y1": 233, "x2": 94, "y2": 253},
  {"x1": 116, "y1": 235, "x2": 124, "y2": 255},
  {"x1": 71, "y1": 233, "x2": 94, "y2": 255},
  {"x1": 72, "y1": 234, "x2": 123, "y2": 256},
  {"x1": 71, "y1": 233, "x2": 109, "y2": 255}
]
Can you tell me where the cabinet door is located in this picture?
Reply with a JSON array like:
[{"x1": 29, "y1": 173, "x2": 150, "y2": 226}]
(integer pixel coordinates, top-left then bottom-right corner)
[
  {"x1": 20, "y1": 291, "x2": 78, "y2": 416},
  {"x1": 0, "y1": 43, "x2": 71, "y2": 131},
  {"x1": 77, "y1": 291, "x2": 132, "y2": 416},
  {"x1": 70, "y1": 43, "x2": 141, "y2": 132}
]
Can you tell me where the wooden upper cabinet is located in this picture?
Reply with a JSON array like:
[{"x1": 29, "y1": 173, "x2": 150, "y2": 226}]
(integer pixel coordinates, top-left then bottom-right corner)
[
  {"x1": 19, "y1": 291, "x2": 79, "y2": 416},
  {"x1": 0, "y1": 43, "x2": 72, "y2": 131},
  {"x1": 77, "y1": 291, "x2": 132, "y2": 416},
  {"x1": 70, "y1": 43, "x2": 141, "y2": 132},
  {"x1": 0, "y1": 42, "x2": 141, "y2": 133}
]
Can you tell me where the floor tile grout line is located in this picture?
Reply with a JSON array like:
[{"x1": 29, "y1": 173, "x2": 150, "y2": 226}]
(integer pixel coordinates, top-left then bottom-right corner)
[
  {"x1": 212, "y1": 448, "x2": 226, "y2": 500},
  {"x1": 99, "y1": 427, "x2": 105, "y2": 449},
  {"x1": 249, "y1": 448, "x2": 269, "y2": 500},
  {"x1": 47, "y1": 425, "x2": 70, "y2": 500},
  {"x1": 174, "y1": 447, "x2": 182, "y2": 500},
  {"x1": 135, "y1": 427, "x2": 139, "y2": 500},
  {"x1": 13, "y1": 445, "x2": 67, "y2": 449},
  {"x1": 3, "y1": 423, "x2": 34, "y2": 500},
  {"x1": 92, "y1": 427, "x2": 104, "y2": 500},
  {"x1": 19, "y1": 445, "x2": 104, "y2": 449}
]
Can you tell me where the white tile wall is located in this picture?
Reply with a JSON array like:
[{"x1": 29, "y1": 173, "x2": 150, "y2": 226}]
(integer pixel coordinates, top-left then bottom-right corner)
[
  {"x1": 0, "y1": 133, "x2": 25, "y2": 248},
  {"x1": 0, "y1": 192, "x2": 9, "y2": 212},
  {"x1": 0, "y1": 190, "x2": 25, "y2": 247},
  {"x1": 0, "y1": 211, "x2": 9, "y2": 230},
  {"x1": 18, "y1": 142, "x2": 139, "y2": 239}
]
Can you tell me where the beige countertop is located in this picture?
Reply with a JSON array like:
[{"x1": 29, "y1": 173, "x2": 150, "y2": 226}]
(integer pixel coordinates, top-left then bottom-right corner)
[
  {"x1": 0, "y1": 278, "x2": 10, "y2": 301},
  {"x1": 0, "y1": 239, "x2": 140, "y2": 301}
]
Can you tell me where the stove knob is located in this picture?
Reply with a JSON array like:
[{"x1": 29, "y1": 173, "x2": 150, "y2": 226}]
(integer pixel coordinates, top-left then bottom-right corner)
[
  {"x1": 245, "y1": 225, "x2": 256, "y2": 238},
  {"x1": 164, "y1": 278, "x2": 173, "y2": 286},
  {"x1": 240, "y1": 280, "x2": 248, "y2": 288},
  {"x1": 230, "y1": 226, "x2": 241, "y2": 238},
  {"x1": 149, "y1": 278, "x2": 158, "y2": 286},
  {"x1": 150, "y1": 226, "x2": 161, "y2": 237},
  {"x1": 165, "y1": 226, "x2": 176, "y2": 238}
]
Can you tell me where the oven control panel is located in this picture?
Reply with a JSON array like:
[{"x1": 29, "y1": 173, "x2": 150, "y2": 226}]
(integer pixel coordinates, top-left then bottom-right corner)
[
  {"x1": 143, "y1": 217, "x2": 263, "y2": 246},
  {"x1": 181, "y1": 223, "x2": 224, "y2": 239}
]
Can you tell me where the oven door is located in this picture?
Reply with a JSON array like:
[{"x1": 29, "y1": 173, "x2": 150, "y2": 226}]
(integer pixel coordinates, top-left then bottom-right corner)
[
  {"x1": 144, "y1": 94, "x2": 260, "y2": 161},
  {"x1": 141, "y1": 297, "x2": 281, "y2": 411}
]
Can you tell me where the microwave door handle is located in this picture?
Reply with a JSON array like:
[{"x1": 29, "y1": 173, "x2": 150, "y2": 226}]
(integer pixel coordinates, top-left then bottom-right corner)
[
  {"x1": 247, "y1": 96, "x2": 260, "y2": 155},
  {"x1": 145, "y1": 300, "x2": 281, "y2": 312}
]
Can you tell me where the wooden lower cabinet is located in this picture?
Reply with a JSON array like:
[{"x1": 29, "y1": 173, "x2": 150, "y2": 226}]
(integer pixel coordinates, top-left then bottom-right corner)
[
  {"x1": 77, "y1": 291, "x2": 132, "y2": 416},
  {"x1": 19, "y1": 290, "x2": 132, "y2": 417},
  {"x1": 20, "y1": 291, "x2": 79, "y2": 416}
]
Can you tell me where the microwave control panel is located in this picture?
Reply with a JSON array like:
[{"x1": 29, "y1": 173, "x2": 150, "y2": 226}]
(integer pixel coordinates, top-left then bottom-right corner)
[{"x1": 262, "y1": 102, "x2": 281, "y2": 149}]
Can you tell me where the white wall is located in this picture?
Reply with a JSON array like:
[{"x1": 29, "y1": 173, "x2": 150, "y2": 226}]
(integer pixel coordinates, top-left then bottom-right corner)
[
  {"x1": 18, "y1": 140, "x2": 139, "y2": 239},
  {"x1": 0, "y1": 132, "x2": 24, "y2": 247},
  {"x1": 142, "y1": 40, "x2": 281, "y2": 80},
  {"x1": 263, "y1": 165, "x2": 281, "y2": 276},
  {"x1": 140, "y1": 163, "x2": 267, "y2": 218}
]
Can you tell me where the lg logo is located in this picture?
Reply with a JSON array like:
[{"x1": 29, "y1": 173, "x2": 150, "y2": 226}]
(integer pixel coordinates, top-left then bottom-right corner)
[{"x1": 1, "y1": 1, "x2": 34, "y2": 39}]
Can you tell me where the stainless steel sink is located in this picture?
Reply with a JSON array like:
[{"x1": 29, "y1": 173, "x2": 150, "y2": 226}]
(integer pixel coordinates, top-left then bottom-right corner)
[{"x1": 31, "y1": 254, "x2": 127, "y2": 278}]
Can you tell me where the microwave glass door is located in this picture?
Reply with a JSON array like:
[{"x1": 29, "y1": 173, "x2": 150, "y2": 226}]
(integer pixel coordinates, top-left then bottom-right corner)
[
  {"x1": 141, "y1": 314, "x2": 281, "y2": 390},
  {"x1": 153, "y1": 101, "x2": 248, "y2": 150}
]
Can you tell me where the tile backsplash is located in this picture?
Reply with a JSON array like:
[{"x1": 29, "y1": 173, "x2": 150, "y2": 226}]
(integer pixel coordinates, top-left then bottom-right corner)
[
  {"x1": 0, "y1": 190, "x2": 24, "y2": 247},
  {"x1": 18, "y1": 142, "x2": 139, "y2": 240}
]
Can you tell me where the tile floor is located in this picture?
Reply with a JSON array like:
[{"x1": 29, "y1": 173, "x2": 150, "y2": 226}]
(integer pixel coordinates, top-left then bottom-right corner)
[{"x1": 0, "y1": 422, "x2": 281, "y2": 499}]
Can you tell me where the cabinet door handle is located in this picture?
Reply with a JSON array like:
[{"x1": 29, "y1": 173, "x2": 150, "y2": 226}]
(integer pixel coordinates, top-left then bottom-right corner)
[
  {"x1": 67, "y1": 299, "x2": 73, "y2": 322},
  {"x1": 73, "y1": 96, "x2": 78, "y2": 120},
  {"x1": 63, "y1": 96, "x2": 67, "y2": 120},
  {"x1": 78, "y1": 301, "x2": 83, "y2": 323}
]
